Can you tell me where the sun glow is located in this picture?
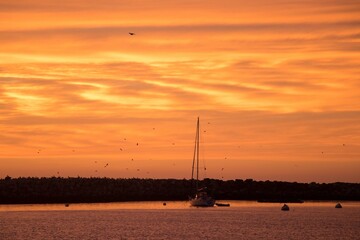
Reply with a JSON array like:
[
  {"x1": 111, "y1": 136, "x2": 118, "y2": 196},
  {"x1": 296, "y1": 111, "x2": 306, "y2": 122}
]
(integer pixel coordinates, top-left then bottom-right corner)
[{"x1": 0, "y1": 0, "x2": 359, "y2": 182}]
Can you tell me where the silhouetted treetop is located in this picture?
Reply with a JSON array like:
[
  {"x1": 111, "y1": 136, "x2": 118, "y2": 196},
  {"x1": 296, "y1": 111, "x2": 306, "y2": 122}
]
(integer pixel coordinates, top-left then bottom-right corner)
[{"x1": 0, "y1": 177, "x2": 359, "y2": 204}]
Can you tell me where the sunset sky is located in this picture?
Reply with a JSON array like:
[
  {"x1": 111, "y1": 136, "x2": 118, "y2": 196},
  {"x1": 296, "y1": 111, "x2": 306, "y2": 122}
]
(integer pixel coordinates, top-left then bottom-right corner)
[{"x1": 0, "y1": 0, "x2": 359, "y2": 182}]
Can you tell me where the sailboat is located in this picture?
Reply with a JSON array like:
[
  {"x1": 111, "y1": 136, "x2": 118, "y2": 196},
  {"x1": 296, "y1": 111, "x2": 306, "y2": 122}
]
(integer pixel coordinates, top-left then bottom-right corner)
[{"x1": 189, "y1": 117, "x2": 215, "y2": 207}]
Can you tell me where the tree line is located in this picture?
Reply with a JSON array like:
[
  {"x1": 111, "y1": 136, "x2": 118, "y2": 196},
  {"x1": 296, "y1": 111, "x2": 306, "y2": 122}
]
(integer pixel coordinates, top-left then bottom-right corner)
[{"x1": 0, "y1": 176, "x2": 359, "y2": 204}]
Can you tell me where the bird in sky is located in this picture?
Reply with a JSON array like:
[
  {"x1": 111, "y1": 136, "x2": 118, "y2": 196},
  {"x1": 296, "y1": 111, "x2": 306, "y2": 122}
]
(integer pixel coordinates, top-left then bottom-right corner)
[{"x1": 129, "y1": 32, "x2": 135, "y2": 35}]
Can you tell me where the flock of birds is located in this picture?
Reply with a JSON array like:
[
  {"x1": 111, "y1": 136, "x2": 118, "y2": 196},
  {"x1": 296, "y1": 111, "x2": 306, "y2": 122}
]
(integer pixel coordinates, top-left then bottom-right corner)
[
  {"x1": 43, "y1": 140, "x2": 349, "y2": 179},
  {"x1": 31, "y1": 32, "x2": 351, "y2": 179},
  {"x1": 35, "y1": 121, "x2": 223, "y2": 178},
  {"x1": 34, "y1": 114, "x2": 349, "y2": 179}
]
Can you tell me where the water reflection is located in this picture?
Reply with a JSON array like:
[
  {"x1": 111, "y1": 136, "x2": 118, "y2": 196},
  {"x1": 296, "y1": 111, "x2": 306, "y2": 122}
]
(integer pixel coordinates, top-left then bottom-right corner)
[
  {"x1": 1, "y1": 201, "x2": 359, "y2": 240},
  {"x1": 1, "y1": 200, "x2": 359, "y2": 212}
]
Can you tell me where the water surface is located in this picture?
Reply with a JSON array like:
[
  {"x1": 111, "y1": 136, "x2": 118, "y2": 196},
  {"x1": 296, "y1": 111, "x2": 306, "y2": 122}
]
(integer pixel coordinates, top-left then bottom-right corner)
[{"x1": 1, "y1": 201, "x2": 359, "y2": 239}]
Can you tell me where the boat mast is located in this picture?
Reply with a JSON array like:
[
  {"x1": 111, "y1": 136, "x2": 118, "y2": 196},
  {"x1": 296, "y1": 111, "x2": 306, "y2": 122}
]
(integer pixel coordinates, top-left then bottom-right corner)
[
  {"x1": 196, "y1": 117, "x2": 200, "y2": 190},
  {"x1": 191, "y1": 117, "x2": 200, "y2": 191},
  {"x1": 191, "y1": 121, "x2": 197, "y2": 180}
]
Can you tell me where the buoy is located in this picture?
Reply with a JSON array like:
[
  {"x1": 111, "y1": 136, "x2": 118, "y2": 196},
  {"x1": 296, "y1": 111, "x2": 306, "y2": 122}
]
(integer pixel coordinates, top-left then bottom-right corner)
[
  {"x1": 281, "y1": 204, "x2": 289, "y2": 211},
  {"x1": 335, "y1": 203, "x2": 342, "y2": 208}
]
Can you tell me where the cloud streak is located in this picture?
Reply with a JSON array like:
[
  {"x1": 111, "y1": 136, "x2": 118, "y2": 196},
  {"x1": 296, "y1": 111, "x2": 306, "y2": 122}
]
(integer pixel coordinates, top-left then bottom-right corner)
[{"x1": 0, "y1": 0, "x2": 359, "y2": 182}]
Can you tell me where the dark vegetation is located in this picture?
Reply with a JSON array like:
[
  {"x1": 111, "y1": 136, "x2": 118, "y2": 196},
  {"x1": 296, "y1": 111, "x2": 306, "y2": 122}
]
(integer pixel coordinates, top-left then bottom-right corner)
[{"x1": 0, "y1": 176, "x2": 359, "y2": 204}]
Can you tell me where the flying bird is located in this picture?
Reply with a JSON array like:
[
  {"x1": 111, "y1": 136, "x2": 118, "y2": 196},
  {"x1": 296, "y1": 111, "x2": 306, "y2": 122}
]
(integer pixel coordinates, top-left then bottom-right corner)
[{"x1": 129, "y1": 32, "x2": 135, "y2": 35}]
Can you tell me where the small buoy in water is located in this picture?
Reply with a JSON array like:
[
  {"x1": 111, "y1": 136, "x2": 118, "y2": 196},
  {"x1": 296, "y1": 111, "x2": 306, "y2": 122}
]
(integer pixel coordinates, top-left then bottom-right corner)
[
  {"x1": 163, "y1": 202, "x2": 166, "y2": 206},
  {"x1": 281, "y1": 204, "x2": 289, "y2": 211},
  {"x1": 335, "y1": 203, "x2": 342, "y2": 208},
  {"x1": 65, "y1": 203, "x2": 70, "y2": 207}
]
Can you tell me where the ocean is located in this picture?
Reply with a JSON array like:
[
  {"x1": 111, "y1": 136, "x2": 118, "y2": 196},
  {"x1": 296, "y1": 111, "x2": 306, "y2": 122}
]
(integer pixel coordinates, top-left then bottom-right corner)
[{"x1": 1, "y1": 201, "x2": 359, "y2": 239}]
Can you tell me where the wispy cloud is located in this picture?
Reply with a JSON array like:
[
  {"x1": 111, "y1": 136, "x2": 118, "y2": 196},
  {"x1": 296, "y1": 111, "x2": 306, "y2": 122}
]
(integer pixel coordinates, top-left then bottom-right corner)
[{"x1": 0, "y1": 0, "x2": 359, "y2": 181}]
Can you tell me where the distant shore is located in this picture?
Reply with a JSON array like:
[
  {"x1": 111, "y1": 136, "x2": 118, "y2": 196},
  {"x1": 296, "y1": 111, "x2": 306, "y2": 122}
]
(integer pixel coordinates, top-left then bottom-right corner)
[{"x1": 0, "y1": 177, "x2": 359, "y2": 204}]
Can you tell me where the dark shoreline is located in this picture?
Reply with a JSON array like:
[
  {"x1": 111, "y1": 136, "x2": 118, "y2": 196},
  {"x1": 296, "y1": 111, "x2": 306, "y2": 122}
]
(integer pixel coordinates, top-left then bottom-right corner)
[{"x1": 1, "y1": 177, "x2": 359, "y2": 204}]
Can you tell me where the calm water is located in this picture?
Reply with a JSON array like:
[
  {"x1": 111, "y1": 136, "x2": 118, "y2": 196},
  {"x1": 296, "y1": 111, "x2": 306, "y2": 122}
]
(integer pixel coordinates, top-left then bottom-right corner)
[{"x1": 1, "y1": 201, "x2": 359, "y2": 240}]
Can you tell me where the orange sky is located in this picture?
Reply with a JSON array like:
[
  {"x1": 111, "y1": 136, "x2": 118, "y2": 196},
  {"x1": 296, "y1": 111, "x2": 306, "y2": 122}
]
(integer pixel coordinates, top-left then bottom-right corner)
[{"x1": 0, "y1": 0, "x2": 359, "y2": 182}]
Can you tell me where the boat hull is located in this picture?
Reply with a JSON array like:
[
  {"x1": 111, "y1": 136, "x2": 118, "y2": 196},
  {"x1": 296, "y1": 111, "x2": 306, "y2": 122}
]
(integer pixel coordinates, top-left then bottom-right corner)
[{"x1": 190, "y1": 197, "x2": 215, "y2": 207}]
